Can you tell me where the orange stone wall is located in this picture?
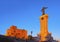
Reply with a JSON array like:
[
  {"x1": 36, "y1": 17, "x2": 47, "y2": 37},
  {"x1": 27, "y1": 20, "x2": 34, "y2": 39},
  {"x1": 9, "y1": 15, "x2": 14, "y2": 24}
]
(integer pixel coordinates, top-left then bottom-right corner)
[{"x1": 6, "y1": 26, "x2": 27, "y2": 39}]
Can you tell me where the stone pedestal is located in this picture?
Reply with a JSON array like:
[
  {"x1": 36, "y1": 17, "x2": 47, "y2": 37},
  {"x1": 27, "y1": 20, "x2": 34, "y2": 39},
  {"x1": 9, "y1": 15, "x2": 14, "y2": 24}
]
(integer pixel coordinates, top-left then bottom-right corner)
[
  {"x1": 40, "y1": 14, "x2": 49, "y2": 41},
  {"x1": 39, "y1": 14, "x2": 53, "y2": 42}
]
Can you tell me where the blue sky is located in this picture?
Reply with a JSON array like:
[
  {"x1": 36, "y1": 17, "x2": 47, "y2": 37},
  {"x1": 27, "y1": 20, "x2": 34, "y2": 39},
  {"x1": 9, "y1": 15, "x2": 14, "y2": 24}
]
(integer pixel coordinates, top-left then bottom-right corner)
[{"x1": 0, "y1": 0, "x2": 60, "y2": 40}]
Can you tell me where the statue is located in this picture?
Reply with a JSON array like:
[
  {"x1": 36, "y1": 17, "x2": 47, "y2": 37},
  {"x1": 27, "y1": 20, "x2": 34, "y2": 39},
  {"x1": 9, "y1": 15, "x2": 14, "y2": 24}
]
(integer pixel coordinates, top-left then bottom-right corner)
[{"x1": 41, "y1": 7, "x2": 48, "y2": 15}]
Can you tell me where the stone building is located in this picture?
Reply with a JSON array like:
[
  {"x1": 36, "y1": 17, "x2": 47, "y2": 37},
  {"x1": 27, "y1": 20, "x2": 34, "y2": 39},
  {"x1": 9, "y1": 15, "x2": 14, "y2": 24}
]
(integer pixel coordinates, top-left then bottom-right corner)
[{"x1": 6, "y1": 25, "x2": 27, "y2": 39}]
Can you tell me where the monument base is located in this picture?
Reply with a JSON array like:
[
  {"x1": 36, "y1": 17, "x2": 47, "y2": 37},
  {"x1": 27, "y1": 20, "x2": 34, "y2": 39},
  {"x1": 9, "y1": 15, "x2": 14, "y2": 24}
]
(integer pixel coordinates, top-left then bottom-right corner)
[{"x1": 39, "y1": 33, "x2": 54, "y2": 42}]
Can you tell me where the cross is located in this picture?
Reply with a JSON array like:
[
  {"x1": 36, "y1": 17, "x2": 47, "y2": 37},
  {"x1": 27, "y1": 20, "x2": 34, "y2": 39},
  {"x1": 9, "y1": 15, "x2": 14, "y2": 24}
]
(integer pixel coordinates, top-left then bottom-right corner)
[{"x1": 41, "y1": 7, "x2": 48, "y2": 15}]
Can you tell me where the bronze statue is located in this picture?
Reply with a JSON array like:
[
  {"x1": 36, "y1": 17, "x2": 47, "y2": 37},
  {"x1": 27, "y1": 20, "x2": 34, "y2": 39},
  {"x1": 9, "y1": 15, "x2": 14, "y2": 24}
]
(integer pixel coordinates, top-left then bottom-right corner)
[{"x1": 41, "y1": 7, "x2": 48, "y2": 15}]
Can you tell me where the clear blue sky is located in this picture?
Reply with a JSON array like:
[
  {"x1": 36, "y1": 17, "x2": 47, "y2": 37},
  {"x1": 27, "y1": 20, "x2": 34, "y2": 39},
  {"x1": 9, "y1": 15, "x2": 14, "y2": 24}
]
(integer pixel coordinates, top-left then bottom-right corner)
[{"x1": 0, "y1": 0, "x2": 60, "y2": 40}]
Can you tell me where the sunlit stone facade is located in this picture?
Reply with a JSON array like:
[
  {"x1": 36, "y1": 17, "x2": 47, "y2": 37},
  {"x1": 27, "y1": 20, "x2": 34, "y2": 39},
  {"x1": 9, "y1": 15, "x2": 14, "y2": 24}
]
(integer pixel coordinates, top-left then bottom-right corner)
[
  {"x1": 40, "y1": 14, "x2": 49, "y2": 41},
  {"x1": 6, "y1": 25, "x2": 27, "y2": 39},
  {"x1": 39, "y1": 14, "x2": 53, "y2": 42}
]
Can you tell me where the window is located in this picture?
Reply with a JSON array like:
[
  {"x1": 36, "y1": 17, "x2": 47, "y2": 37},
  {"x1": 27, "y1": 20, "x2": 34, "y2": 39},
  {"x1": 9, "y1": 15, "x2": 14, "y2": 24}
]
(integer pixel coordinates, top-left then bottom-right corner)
[
  {"x1": 11, "y1": 33, "x2": 14, "y2": 35},
  {"x1": 41, "y1": 17, "x2": 44, "y2": 20}
]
